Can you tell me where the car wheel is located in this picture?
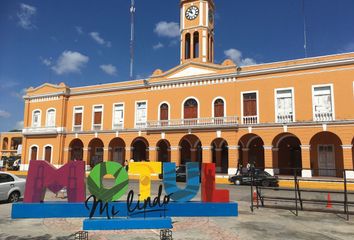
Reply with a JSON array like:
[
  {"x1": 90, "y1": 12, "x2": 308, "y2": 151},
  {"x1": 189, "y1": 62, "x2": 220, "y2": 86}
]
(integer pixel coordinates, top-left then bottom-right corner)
[
  {"x1": 234, "y1": 180, "x2": 241, "y2": 185},
  {"x1": 8, "y1": 191, "x2": 20, "y2": 203},
  {"x1": 261, "y1": 180, "x2": 270, "y2": 187}
]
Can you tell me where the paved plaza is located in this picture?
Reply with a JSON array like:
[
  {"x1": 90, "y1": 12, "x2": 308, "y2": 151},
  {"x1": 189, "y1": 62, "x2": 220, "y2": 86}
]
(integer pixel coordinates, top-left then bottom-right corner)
[{"x1": 0, "y1": 180, "x2": 354, "y2": 240}]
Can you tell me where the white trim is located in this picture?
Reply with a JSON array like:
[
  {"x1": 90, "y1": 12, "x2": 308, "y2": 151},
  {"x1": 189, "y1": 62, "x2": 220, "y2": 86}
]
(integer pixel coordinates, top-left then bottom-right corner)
[
  {"x1": 211, "y1": 96, "x2": 227, "y2": 118},
  {"x1": 28, "y1": 144, "x2": 39, "y2": 161},
  {"x1": 311, "y1": 83, "x2": 335, "y2": 121},
  {"x1": 45, "y1": 108, "x2": 56, "y2": 127},
  {"x1": 199, "y1": 1, "x2": 203, "y2": 26},
  {"x1": 157, "y1": 101, "x2": 171, "y2": 121},
  {"x1": 32, "y1": 109, "x2": 42, "y2": 127},
  {"x1": 42, "y1": 144, "x2": 53, "y2": 164},
  {"x1": 112, "y1": 102, "x2": 125, "y2": 129},
  {"x1": 240, "y1": 90, "x2": 259, "y2": 124},
  {"x1": 274, "y1": 87, "x2": 295, "y2": 123},
  {"x1": 134, "y1": 100, "x2": 148, "y2": 127},
  {"x1": 181, "y1": 96, "x2": 200, "y2": 119},
  {"x1": 92, "y1": 104, "x2": 104, "y2": 131},
  {"x1": 72, "y1": 106, "x2": 84, "y2": 131}
]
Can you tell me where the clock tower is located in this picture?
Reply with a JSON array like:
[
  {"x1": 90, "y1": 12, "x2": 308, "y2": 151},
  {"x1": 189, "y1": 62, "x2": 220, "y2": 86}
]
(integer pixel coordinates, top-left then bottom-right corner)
[{"x1": 180, "y1": 0, "x2": 215, "y2": 64}]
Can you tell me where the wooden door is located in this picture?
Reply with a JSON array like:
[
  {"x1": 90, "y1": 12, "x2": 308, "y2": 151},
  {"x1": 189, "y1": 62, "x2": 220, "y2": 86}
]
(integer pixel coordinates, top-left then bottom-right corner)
[
  {"x1": 160, "y1": 104, "x2": 169, "y2": 126},
  {"x1": 318, "y1": 145, "x2": 335, "y2": 176},
  {"x1": 45, "y1": 146, "x2": 51, "y2": 162},
  {"x1": 243, "y1": 93, "x2": 257, "y2": 116},
  {"x1": 31, "y1": 147, "x2": 37, "y2": 160}
]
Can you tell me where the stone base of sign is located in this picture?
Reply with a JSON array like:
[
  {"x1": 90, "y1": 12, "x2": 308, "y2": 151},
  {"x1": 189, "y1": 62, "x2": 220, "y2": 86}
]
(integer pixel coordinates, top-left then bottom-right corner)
[{"x1": 83, "y1": 218, "x2": 173, "y2": 230}]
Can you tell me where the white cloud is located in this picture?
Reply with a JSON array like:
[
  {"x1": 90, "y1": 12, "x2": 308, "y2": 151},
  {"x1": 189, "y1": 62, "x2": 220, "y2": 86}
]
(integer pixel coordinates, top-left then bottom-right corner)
[
  {"x1": 15, "y1": 121, "x2": 24, "y2": 129},
  {"x1": 0, "y1": 110, "x2": 11, "y2": 118},
  {"x1": 153, "y1": 42, "x2": 164, "y2": 50},
  {"x1": 0, "y1": 81, "x2": 19, "y2": 90},
  {"x1": 224, "y1": 48, "x2": 257, "y2": 66},
  {"x1": 17, "y1": 3, "x2": 37, "y2": 30},
  {"x1": 75, "y1": 26, "x2": 83, "y2": 35},
  {"x1": 100, "y1": 64, "x2": 117, "y2": 76},
  {"x1": 40, "y1": 57, "x2": 52, "y2": 66},
  {"x1": 11, "y1": 88, "x2": 27, "y2": 99},
  {"x1": 51, "y1": 51, "x2": 89, "y2": 75},
  {"x1": 90, "y1": 32, "x2": 111, "y2": 47},
  {"x1": 154, "y1": 21, "x2": 180, "y2": 38}
]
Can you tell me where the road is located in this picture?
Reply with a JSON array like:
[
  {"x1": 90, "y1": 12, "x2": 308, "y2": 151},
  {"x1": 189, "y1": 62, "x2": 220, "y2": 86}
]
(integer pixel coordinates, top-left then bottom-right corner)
[{"x1": 0, "y1": 179, "x2": 353, "y2": 240}]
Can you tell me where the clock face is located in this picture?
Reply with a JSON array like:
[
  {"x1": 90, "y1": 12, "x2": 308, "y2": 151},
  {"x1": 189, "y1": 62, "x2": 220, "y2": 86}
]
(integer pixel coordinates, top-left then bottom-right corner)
[{"x1": 185, "y1": 6, "x2": 199, "y2": 20}]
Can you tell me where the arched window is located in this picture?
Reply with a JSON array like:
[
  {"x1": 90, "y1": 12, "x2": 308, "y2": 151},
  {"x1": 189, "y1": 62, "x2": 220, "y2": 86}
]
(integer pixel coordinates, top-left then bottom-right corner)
[
  {"x1": 193, "y1": 32, "x2": 199, "y2": 58},
  {"x1": 160, "y1": 103, "x2": 169, "y2": 121},
  {"x1": 214, "y1": 99, "x2": 225, "y2": 118},
  {"x1": 30, "y1": 146, "x2": 38, "y2": 161},
  {"x1": 44, "y1": 145, "x2": 52, "y2": 163},
  {"x1": 32, "y1": 110, "x2": 41, "y2": 127},
  {"x1": 2, "y1": 137, "x2": 8, "y2": 150},
  {"x1": 210, "y1": 37, "x2": 214, "y2": 61},
  {"x1": 46, "y1": 109, "x2": 56, "y2": 127},
  {"x1": 185, "y1": 33, "x2": 191, "y2": 59},
  {"x1": 184, "y1": 99, "x2": 198, "y2": 119}
]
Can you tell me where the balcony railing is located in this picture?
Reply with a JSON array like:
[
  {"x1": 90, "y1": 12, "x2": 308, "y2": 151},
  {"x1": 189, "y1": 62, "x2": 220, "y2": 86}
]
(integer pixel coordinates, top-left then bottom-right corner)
[
  {"x1": 242, "y1": 115, "x2": 258, "y2": 125},
  {"x1": 314, "y1": 112, "x2": 333, "y2": 122},
  {"x1": 144, "y1": 116, "x2": 238, "y2": 129},
  {"x1": 73, "y1": 125, "x2": 82, "y2": 132},
  {"x1": 113, "y1": 123, "x2": 124, "y2": 130},
  {"x1": 23, "y1": 126, "x2": 64, "y2": 136},
  {"x1": 92, "y1": 124, "x2": 102, "y2": 131},
  {"x1": 277, "y1": 114, "x2": 294, "y2": 123}
]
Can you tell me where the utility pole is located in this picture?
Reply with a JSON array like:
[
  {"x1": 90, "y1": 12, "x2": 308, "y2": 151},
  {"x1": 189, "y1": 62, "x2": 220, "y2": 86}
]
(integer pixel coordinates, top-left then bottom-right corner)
[{"x1": 130, "y1": 0, "x2": 136, "y2": 80}]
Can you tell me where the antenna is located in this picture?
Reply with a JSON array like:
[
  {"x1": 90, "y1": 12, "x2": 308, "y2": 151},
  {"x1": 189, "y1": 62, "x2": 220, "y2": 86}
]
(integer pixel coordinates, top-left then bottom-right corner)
[
  {"x1": 302, "y1": 0, "x2": 308, "y2": 58},
  {"x1": 130, "y1": 0, "x2": 136, "y2": 80}
]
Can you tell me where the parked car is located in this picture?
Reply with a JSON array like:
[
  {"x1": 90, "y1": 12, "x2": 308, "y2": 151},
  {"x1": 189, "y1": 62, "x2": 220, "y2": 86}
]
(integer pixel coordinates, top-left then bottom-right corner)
[
  {"x1": 228, "y1": 169, "x2": 279, "y2": 187},
  {"x1": 158, "y1": 165, "x2": 190, "y2": 182},
  {"x1": 0, "y1": 172, "x2": 26, "y2": 203}
]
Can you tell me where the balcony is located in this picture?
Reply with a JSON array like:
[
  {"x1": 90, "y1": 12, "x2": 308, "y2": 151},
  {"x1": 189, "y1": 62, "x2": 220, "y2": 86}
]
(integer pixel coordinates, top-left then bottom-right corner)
[
  {"x1": 92, "y1": 124, "x2": 103, "y2": 131},
  {"x1": 277, "y1": 114, "x2": 294, "y2": 124},
  {"x1": 242, "y1": 116, "x2": 258, "y2": 125},
  {"x1": 22, "y1": 126, "x2": 65, "y2": 136},
  {"x1": 113, "y1": 123, "x2": 124, "y2": 130},
  {"x1": 144, "y1": 116, "x2": 238, "y2": 130},
  {"x1": 314, "y1": 112, "x2": 333, "y2": 122}
]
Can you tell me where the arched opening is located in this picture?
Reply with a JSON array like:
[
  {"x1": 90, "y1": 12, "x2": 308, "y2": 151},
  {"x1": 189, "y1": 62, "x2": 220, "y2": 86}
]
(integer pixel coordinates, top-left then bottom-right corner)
[
  {"x1": 184, "y1": 98, "x2": 198, "y2": 125},
  {"x1": 46, "y1": 109, "x2": 56, "y2": 127},
  {"x1": 30, "y1": 146, "x2": 38, "y2": 161},
  {"x1": 179, "y1": 134, "x2": 202, "y2": 166},
  {"x1": 211, "y1": 138, "x2": 229, "y2": 174},
  {"x1": 273, "y1": 133, "x2": 302, "y2": 176},
  {"x1": 210, "y1": 37, "x2": 214, "y2": 61},
  {"x1": 44, "y1": 146, "x2": 52, "y2": 163},
  {"x1": 160, "y1": 103, "x2": 169, "y2": 126},
  {"x1": 10, "y1": 137, "x2": 22, "y2": 150},
  {"x1": 238, "y1": 134, "x2": 265, "y2": 170},
  {"x1": 69, "y1": 139, "x2": 84, "y2": 161},
  {"x1": 310, "y1": 131, "x2": 344, "y2": 177},
  {"x1": 88, "y1": 138, "x2": 104, "y2": 167},
  {"x1": 185, "y1": 33, "x2": 191, "y2": 59},
  {"x1": 193, "y1": 31, "x2": 199, "y2": 58},
  {"x1": 157, "y1": 140, "x2": 171, "y2": 163},
  {"x1": 131, "y1": 137, "x2": 149, "y2": 162},
  {"x1": 214, "y1": 99, "x2": 225, "y2": 118},
  {"x1": 2, "y1": 137, "x2": 8, "y2": 150},
  {"x1": 109, "y1": 138, "x2": 126, "y2": 165},
  {"x1": 32, "y1": 110, "x2": 41, "y2": 127}
]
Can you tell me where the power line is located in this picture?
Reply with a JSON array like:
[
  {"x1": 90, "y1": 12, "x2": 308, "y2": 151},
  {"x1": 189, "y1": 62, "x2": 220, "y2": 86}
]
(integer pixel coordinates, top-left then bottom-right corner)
[
  {"x1": 302, "y1": 0, "x2": 308, "y2": 58},
  {"x1": 130, "y1": 0, "x2": 135, "y2": 80}
]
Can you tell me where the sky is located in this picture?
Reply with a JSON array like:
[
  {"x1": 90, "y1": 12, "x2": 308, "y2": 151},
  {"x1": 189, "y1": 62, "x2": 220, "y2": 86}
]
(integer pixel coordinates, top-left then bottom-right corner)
[{"x1": 0, "y1": 0, "x2": 354, "y2": 132}]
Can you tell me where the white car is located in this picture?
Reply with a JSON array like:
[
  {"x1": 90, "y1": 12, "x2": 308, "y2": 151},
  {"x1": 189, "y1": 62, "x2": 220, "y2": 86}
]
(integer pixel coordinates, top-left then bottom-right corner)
[{"x1": 0, "y1": 172, "x2": 26, "y2": 203}]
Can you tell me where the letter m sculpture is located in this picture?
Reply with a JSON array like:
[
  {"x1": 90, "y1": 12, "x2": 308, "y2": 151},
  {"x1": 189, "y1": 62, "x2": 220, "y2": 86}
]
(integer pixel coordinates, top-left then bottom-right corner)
[{"x1": 24, "y1": 160, "x2": 86, "y2": 203}]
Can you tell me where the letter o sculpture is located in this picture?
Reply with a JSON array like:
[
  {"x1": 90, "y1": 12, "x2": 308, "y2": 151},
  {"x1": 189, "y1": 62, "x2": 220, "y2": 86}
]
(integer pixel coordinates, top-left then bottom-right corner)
[{"x1": 87, "y1": 162, "x2": 129, "y2": 202}]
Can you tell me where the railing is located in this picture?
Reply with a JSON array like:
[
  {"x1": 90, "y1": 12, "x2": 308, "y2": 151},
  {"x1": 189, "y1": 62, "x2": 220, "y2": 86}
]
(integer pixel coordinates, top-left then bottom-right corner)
[
  {"x1": 113, "y1": 123, "x2": 124, "y2": 130},
  {"x1": 145, "y1": 116, "x2": 239, "y2": 129},
  {"x1": 22, "y1": 126, "x2": 64, "y2": 136},
  {"x1": 73, "y1": 125, "x2": 82, "y2": 132},
  {"x1": 243, "y1": 115, "x2": 258, "y2": 125},
  {"x1": 92, "y1": 124, "x2": 102, "y2": 131},
  {"x1": 314, "y1": 112, "x2": 333, "y2": 122},
  {"x1": 277, "y1": 114, "x2": 294, "y2": 123}
]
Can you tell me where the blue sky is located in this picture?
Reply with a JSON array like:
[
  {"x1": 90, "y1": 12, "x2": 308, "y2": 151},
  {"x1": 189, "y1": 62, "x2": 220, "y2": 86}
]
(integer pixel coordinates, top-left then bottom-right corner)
[{"x1": 0, "y1": 0, "x2": 354, "y2": 132}]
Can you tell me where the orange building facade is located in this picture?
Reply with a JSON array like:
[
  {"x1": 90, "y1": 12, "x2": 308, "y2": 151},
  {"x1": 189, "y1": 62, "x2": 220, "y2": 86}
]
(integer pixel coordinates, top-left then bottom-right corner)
[{"x1": 20, "y1": 0, "x2": 354, "y2": 179}]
